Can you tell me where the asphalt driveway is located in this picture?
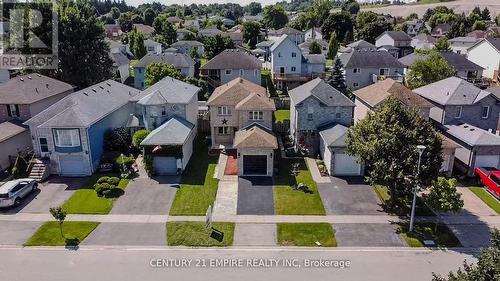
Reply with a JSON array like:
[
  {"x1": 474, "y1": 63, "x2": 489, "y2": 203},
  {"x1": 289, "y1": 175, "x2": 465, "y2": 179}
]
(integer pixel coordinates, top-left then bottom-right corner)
[
  {"x1": 237, "y1": 177, "x2": 274, "y2": 215},
  {"x1": 333, "y1": 223, "x2": 406, "y2": 247},
  {"x1": 0, "y1": 221, "x2": 42, "y2": 245},
  {"x1": 318, "y1": 177, "x2": 383, "y2": 215},
  {"x1": 110, "y1": 177, "x2": 179, "y2": 215},
  {"x1": 82, "y1": 223, "x2": 166, "y2": 246}
]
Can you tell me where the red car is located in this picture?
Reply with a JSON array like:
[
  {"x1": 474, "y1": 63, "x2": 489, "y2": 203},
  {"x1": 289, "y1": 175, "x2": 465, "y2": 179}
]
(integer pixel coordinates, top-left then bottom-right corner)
[{"x1": 475, "y1": 167, "x2": 500, "y2": 199}]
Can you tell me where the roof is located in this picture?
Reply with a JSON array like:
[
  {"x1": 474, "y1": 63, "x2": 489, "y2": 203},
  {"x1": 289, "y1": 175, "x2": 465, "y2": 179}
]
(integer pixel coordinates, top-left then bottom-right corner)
[
  {"x1": 443, "y1": 123, "x2": 500, "y2": 147},
  {"x1": 24, "y1": 80, "x2": 141, "y2": 128},
  {"x1": 0, "y1": 74, "x2": 74, "y2": 104},
  {"x1": 412, "y1": 33, "x2": 437, "y2": 44},
  {"x1": 432, "y1": 24, "x2": 451, "y2": 33},
  {"x1": 256, "y1": 40, "x2": 275, "y2": 48},
  {"x1": 140, "y1": 117, "x2": 194, "y2": 146},
  {"x1": 448, "y1": 36, "x2": 479, "y2": 44},
  {"x1": 319, "y1": 124, "x2": 349, "y2": 147},
  {"x1": 199, "y1": 28, "x2": 223, "y2": 36},
  {"x1": 125, "y1": 114, "x2": 142, "y2": 128},
  {"x1": 414, "y1": 77, "x2": 496, "y2": 106},
  {"x1": 0, "y1": 121, "x2": 27, "y2": 142},
  {"x1": 304, "y1": 54, "x2": 326, "y2": 64},
  {"x1": 176, "y1": 28, "x2": 191, "y2": 33},
  {"x1": 469, "y1": 37, "x2": 500, "y2": 53},
  {"x1": 376, "y1": 31, "x2": 411, "y2": 42},
  {"x1": 353, "y1": 79, "x2": 433, "y2": 109},
  {"x1": 200, "y1": 49, "x2": 261, "y2": 70},
  {"x1": 134, "y1": 53, "x2": 195, "y2": 68},
  {"x1": 110, "y1": 51, "x2": 130, "y2": 66},
  {"x1": 398, "y1": 52, "x2": 483, "y2": 71},
  {"x1": 144, "y1": 39, "x2": 161, "y2": 47},
  {"x1": 207, "y1": 78, "x2": 273, "y2": 109},
  {"x1": 347, "y1": 40, "x2": 376, "y2": 50},
  {"x1": 378, "y1": 45, "x2": 399, "y2": 51},
  {"x1": 398, "y1": 52, "x2": 428, "y2": 67},
  {"x1": 270, "y1": 34, "x2": 294, "y2": 52},
  {"x1": 133, "y1": 24, "x2": 154, "y2": 35},
  {"x1": 289, "y1": 78, "x2": 354, "y2": 107},
  {"x1": 339, "y1": 49, "x2": 405, "y2": 69},
  {"x1": 467, "y1": 30, "x2": 487, "y2": 39},
  {"x1": 268, "y1": 27, "x2": 303, "y2": 36},
  {"x1": 235, "y1": 92, "x2": 276, "y2": 110},
  {"x1": 171, "y1": 40, "x2": 203, "y2": 47},
  {"x1": 234, "y1": 123, "x2": 277, "y2": 149},
  {"x1": 132, "y1": 76, "x2": 199, "y2": 105}
]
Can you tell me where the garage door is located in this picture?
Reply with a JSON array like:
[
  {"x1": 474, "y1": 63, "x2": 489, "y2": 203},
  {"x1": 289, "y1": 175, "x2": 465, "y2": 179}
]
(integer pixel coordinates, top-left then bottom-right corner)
[
  {"x1": 475, "y1": 155, "x2": 500, "y2": 169},
  {"x1": 153, "y1": 157, "x2": 177, "y2": 175},
  {"x1": 59, "y1": 155, "x2": 90, "y2": 176},
  {"x1": 243, "y1": 155, "x2": 267, "y2": 175},
  {"x1": 334, "y1": 153, "x2": 362, "y2": 176}
]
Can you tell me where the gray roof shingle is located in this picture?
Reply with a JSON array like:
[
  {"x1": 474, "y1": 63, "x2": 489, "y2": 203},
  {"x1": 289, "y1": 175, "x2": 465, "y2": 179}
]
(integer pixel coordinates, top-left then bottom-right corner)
[
  {"x1": 171, "y1": 41, "x2": 203, "y2": 48},
  {"x1": 200, "y1": 49, "x2": 261, "y2": 70},
  {"x1": 141, "y1": 116, "x2": 194, "y2": 145},
  {"x1": 376, "y1": 31, "x2": 411, "y2": 42},
  {"x1": 0, "y1": 121, "x2": 27, "y2": 142},
  {"x1": 289, "y1": 78, "x2": 355, "y2": 107},
  {"x1": 339, "y1": 49, "x2": 405, "y2": 69},
  {"x1": 132, "y1": 76, "x2": 200, "y2": 105},
  {"x1": 134, "y1": 53, "x2": 195, "y2": 69},
  {"x1": 399, "y1": 52, "x2": 483, "y2": 71},
  {"x1": 319, "y1": 124, "x2": 349, "y2": 147},
  {"x1": 0, "y1": 74, "x2": 74, "y2": 104},
  {"x1": 444, "y1": 123, "x2": 500, "y2": 147}
]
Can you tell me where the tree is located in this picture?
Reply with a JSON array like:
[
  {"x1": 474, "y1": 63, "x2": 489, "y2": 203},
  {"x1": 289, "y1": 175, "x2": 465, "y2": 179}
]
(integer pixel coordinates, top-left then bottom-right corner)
[
  {"x1": 50, "y1": 206, "x2": 67, "y2": 238},
  {"x1": 190, "y1": 46, "x2": 200, "y2": 60},
  {"x1": 321, "y1": 12, "x2": 354, "y2": 42},
  {"x1": 356, "y1": 11, "x2": 393, "y2": 43},
  {"x1": 433, "y1": 228, "x2": 500, "y2": 281},
  {"x1": 481, "y1": 7, "x2": 491, "y2": 20},
  {"x1": 406, "y1": 52, "x2": 455, "y2": 89},
  {"x1": 327, "y1": 31, "x2": 339, "y2": 60},
  {"x1": 262, "y1": 4, "x2": 288, "y2": 30},
  {"x1": 328, "y1": 59, "x2": 347, "y2": 95},
  {"x1": 118, "y1": 13, "x2": 132, "y2": 32},
  {"x1": 308, "y1": 40, "x2": 322, "y2": 54},
  {"x1": 472, "y1": 20, "x2": 487, "y2": 31},
  {"x1": 143, "y1": 8, "x2": 156, "y2": 26},
  {"x1": 153, "y1": 14, "x2": 177, "y2": 45},
  {"x1": 406, "y1": 13, "x2": 419, "y2": 21},
  {"x1": 433, "y1": 37, "x2": 451, "y2": 51},
  {"x1": 203, "y1": 35, "x2": 235, "y2": 59},
  {"x1": 245, "y1": 2, "x2": 262, "y2": 16},
  {"x1": 145, "y1": 63, "x2": 183, "y2": 87},
  {"x1": 424, "y1": 177, "x2": 463, "y2": 231},
  {"x1": 132, "y1": 129, "x2": 150, "y2": 148},
  {"x1": 243, "y1": 21, "x2": 261, "y2": 49},
  {"x1": 131, "y1": 14, "x2": 143, "y2": 24},
  {"x1": 111, "y1": 7, "x2": 120, "y2": 20},
  {"x1": 429, "y1": 12, "x2": 456, "y2": 28},
  {"x1": 346, "y1": 97, "x2": 443, "y2": 205},
  {"x1": 341, "y1": 0, "x2": 360, "y2": 15},
  {"x1": 496, "y1": 14, "x2": 500, "y2": 26},
  {"x1": 129, "y1": 27, "x2": 147, "y2": 59}
]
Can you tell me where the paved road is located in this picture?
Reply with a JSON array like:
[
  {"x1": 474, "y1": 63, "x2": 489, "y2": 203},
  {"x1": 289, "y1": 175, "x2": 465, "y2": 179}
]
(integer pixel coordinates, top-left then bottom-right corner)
[{"x1": 0, "y1": 247, "x2": 477, "y2": 281}]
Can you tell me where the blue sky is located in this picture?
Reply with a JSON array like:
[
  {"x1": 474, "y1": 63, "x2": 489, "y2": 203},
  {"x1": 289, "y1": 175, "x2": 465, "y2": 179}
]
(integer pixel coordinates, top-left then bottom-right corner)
[{"x1": 125, "y1": 0, "x2": 280, "y2": 7}]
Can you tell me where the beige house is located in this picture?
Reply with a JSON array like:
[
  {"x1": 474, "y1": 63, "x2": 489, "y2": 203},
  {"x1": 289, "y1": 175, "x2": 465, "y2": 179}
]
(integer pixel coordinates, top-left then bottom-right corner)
[{"x1": 207, "y1": 78, "x2": 277, "y2": 176}]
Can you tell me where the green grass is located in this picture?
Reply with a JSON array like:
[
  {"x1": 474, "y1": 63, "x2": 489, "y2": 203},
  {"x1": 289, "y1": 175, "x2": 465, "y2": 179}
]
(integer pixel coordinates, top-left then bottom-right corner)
[
  {"x1": 200, "y1": 58, "x2": 208, "y2": 66},
  {"x1": 470, "y1": 187, "x2": 500, "y2": 214},
  {"x1": 398, "y1": 222, "x2": 461, "y2": 248},
  {"x1": 169, "y1": 136, "x2": 219, "y2": 215},
  {"x1": 273, "y1": 159, "x2": 326, "y2": 215},
  {"x1": 274, "y1": 110, "x2": 290, "y2": 123},
  {"x1": 24, "y1": 221, "x2": 99, "y2": 246},
  {"x1": 167, "y1": 221, "x2": 234, "y2": 246},
  {"x1": 277, "y1": 223, "x2": 336, "y2": 247},
  {"x1": 372, "y1": 185, "x2": 435, "y2": 216}
]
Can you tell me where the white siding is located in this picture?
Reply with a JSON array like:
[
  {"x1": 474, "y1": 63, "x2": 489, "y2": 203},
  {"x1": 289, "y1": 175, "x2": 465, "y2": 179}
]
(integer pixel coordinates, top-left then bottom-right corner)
[{"x1": 467, "y1": 41, "x2": 500, "y2": 79}]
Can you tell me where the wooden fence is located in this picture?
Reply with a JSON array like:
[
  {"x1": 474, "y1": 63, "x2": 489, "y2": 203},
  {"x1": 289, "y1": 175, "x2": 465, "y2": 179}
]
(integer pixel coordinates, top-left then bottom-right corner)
[
  {"x1": 272, "y1": 97, "x2": 290, "y2": 110},
  {"x1": 273, "y1": 120, "x2": 290, "y2": 136},
  {"x1": 197, "y1": 118, "x2": 211, "y2": 134}
]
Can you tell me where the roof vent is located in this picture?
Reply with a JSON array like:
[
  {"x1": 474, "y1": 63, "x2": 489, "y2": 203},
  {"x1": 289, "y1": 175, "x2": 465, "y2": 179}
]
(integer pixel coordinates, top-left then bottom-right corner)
[
  {"x1": 37, "y1": 73, "x2": 41, "y2": 77},
  {"x1": 92, "y1": 88, "x2": 97, "y2": 92},
  {"x1": 83, "y1": 92, "x2": 88, "y2": 96},
  {"x1": 20, "y1": 77, "x2": 24, "y2": 81},
  {"x1": 463, "y1": 125, "x2": 469, "y2": 128},
  {"x1": 46, "y1": 83, "x2": 49, "y2": 88},
  {"x1": 35, "y1": 87, "x2": 38, "y2": 93},
  {"x1": 27, "y1": 76, "x2": 32, "y2": 79},
  {"x1": 470, "y1": 128, "x2": 475, "y2": 131}
]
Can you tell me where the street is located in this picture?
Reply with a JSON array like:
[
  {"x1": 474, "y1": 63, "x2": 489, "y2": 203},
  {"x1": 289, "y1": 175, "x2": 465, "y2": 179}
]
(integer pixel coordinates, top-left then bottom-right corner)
[{"x1": 0, "y1": 247, "x2": 477, "y2": 281}]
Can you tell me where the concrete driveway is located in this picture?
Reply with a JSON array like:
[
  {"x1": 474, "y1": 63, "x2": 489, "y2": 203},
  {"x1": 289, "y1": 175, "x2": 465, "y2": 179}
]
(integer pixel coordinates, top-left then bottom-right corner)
[
  {"x1": 318, "y1": 177, "x2": 383, "y2": 215},
  {"x1": 82, "y1": 223, "x2": 166, "y2": 246},
  {"x1": 333, "y1": 223, "x2": 406, "y2": 247},
  {"x1": 0, "y1": 221, "x2": 42, "y2": 245},
  {"x1": 233, "y1": 223, "x2": 277, "y2": 246},
  {"x1": 110, "y1": 177, "x2": 179, "y2": 215},
  {"x1": 237, "y1": 177, "x2": 274, "y2": 215}
]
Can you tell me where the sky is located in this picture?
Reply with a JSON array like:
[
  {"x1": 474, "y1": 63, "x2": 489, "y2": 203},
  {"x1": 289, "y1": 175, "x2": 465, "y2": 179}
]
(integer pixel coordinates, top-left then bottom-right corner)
[{"x1": 124, "y1": 0, "x2": 281, "y2": 7}]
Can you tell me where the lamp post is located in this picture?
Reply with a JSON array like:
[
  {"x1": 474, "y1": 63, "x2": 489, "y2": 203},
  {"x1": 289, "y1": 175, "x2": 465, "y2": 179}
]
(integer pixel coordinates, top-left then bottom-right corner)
[{"x1": 409, "y1": 145, "x2": 426, "y2": 233}]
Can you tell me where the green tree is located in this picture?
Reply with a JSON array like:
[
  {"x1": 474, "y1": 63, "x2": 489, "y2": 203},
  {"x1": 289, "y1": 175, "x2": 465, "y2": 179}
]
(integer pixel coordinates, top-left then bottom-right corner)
[
  {"x1": 472, "y1": 20, "x2": 487, "y2": 31},
  {"x1": 111, "y1": 7, "x2": 120, "y2": 20},
  {"x1": 481, "y1": 7, "x2": 491, "y2": 20},
  {"x1": 131, "y1": 14, "x2": 143, "y2": 24},
  {"x1": 262, "y1": 4, "x2": 288, "y2": 29},
  {"x1": 129, "y1": 27, "x2": 147, "y2": 59},
  {"x1": 321, "y1": 12, "x2": 354, "y2": 42},
  {"x1": 243, "y1": 21, "x2": 261, "y2": 49},
  {"x1": 356, "y1": 11, "x2": 393, "y2": 43},
  {"x1": 203, "y1": 34, "x2": 235, "y2": 59},
  {"x1": 328, "y1": 59, "x2": 347, "y2": 95},
  {"x1": 50, "y1": 206, "x2": 67, "y2": 238},
  {"x1": 118, "y1": 13, "x2": 132, "y2": 32},
  {"x1": 429, "y1": 12, "x2": 456, "y2": 28},
  {"x1": 341, "y1": 0, "x2": 360, "y2": 15},
  {"x1": 245, "y1": 2, "x2": 262, "y2": 16},
  {"x1": 153, "y1": 14, "x2": 177, "y2": 45},
  {"x1": 406, "y1": 52, "x2": 455, "y2": 89},
  {"x1": 143, "y1": 8, "x2": 156, "y2": 26},
  {"x1": 132, "y1": 129, "x2": 150, "y2": 148},
  {"x1": 145, "y1": 63, "x2": 183, "y2": 87},
  {"x1": 190, "y1": 46, "x2": 200, "y2": 60},
  {"x1": 433, "y1": 37, "x2": 451, "y2": 51},
  {"x1": 346, "y1": 97, "x2": 443, "y2": 205},
  {"x1": 496, "y1": 14, "x2": 500, "y2": 26},
  {"x1": 327, "y1": 31, "x2": 339, "y2": 60},
  {"x1": 424, "y1": 177, "x2": 463, "y2": 232},
  {"x1": 308, "y1": 40, "x2": 322, "y2": 54}
]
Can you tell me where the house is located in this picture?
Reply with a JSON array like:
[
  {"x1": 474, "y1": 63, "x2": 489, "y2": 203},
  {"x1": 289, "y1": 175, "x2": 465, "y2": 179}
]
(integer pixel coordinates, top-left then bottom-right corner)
[
  {"x1": 200, "y1": 49, "x2": 262, "y2": 87},
  {"x1": 104, "y1": 24, "x2": 122, "y2": 39},
  {"x1": 448, "y1": 37, "x2": 479, "y2": 56},
  {"x1": 110, "y1": 50, "x2": 131, "y2": 83},
  {"x1": 176, "y1": 28, "x2": 192, "y2": 40},
  {"x1": 171, "y1": 41, "x2": 204, "y2": 56},
  {"x1": 405, "y1": 20, "x2": 430, "y2": 37},
  {"x1": 242, "y1": 15, "x2": 263, "y2": 23},
  {"x1": 25, "y1": 80, "x2": 141, "y2": 177},
  {"x1": 131, "y1": 77, "x2": 200, "y2": 175},
  {"x1": 338, "y1": 49, "x2": 405, "y2": 90},
  {"x1": 184, "y1": 19, "x2": 200, "y2": 30},
  {"x1": 134, "y1": 53, "x2": 195, "y2": 89},
  {"x1": 375, "y1": 31, "x2": 413, "y2": 58},
  {"x1": 255, "y1": 40, "x2": 275, "y2": 61},
  {"x1": 133, "y1": 24, "x2": 155, "y2": 36},
  {"x1": 346, "y1": 40, "x2": 376, "y2": 50},
  {"x1": 411, "y1": 33, "x2": 436, "y2": 50},
  {"x1": 0, "y1": 121, "x2": 32, "y2": 171},
  {"x1": 467, "y1": 30, "x2": 487, "y2": 39},
  {"x1": 167, "y1": 16, "x2": 183, "y2": 25},
  {"x1": 431, "y1": 24, "x2": 451, "y2": 38},
  {"x1": 467, "y1": 38, "x2": 500, "y2": 81},
  {"x1": 268, "y1": 27, "x2": 305, "y2": 45},
  {"x1": 299, "y1": 39, "x2": 328, "y2": 56},
  {"x1": 224, "y1": 31, "x2": 243, "y2": 46},
  {"x1": 144, "y1": 39, "x2": 162, "y2": 54},
  {"x1": 199, "y1": 28, "x2": 223, "y2": 37},
  {"x1": 207, "y1": 78, "x2": 277, "y2": 176},
  {"x1": 305, "y1": 27, "x2": 322, "y2": 41},
  {"x1": 289, "y1": 78, "x2": 355, "y2": 155},
  {"x1": 270, "y1": 35, "x2": 326, "y2": 90}
]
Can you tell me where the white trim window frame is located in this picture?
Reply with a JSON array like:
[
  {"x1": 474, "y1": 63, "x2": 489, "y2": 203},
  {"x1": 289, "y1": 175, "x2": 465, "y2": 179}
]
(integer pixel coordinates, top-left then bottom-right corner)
[
  {"x1": 353, "y1": 68, "x2": 361, "y2": 74},
  {"x1": 217, "y1": 106, "x2": 231, "y2": 116},
  {"x1": 249, "y1": 111, "x2": 263, "y2": 121},
  {"x1": 225, "y1": 69, "x2": 232, "y2": 75},
  {"x1": 54, "y1": 129, "x2": 80, "y2": 147},
  {"x1": 217, "y1": 126, "x2": 230, "y2": 135},
  {"x1": 454, "y1": 106, "x2": 463, "y2": 118},
  {"x1": 481, "y1": 106, "x2": 490, "y2": 119}
]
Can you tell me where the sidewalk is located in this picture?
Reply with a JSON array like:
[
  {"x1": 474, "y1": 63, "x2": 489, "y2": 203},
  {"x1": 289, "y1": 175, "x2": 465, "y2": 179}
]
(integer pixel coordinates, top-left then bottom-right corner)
[{"x1": 305, "y1": 157, "x2": 331, "y2": 183}]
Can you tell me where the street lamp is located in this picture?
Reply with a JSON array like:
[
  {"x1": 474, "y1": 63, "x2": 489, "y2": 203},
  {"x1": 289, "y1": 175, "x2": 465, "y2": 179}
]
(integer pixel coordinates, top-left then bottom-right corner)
[{"x1": 409, "y1": 145, "x2": 426, "y2": 233}]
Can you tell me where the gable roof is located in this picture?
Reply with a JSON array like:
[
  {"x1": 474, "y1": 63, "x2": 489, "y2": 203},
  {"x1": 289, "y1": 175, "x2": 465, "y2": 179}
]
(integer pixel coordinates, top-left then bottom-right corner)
[
  {"x1": 448, "y1": 36, "x2": 479, "y2": 44},
  {"x1": 444, "y1": 123, "x2": 500, "y2": 147},
  {"x1": 171, "y1": 40, "x2": 203, "y2": 47},
  {"x1": 256, "y1": 40, "x2": 275, "y2": 48},
  {"x1": 0, "y1": 74, "x2": 74, "y2": 104},
  {"x1": 469, "y1": 37, "x2": 500, "y2": 53},
  {"x1": 319, "y1": 124, "x2": 349, "y2": 147},
  {"x1": 376, "y1": 31, "x2": 411, "y2": 42},
  {"x1": 270, "y1": 34, "x2": 301, "y2": 52},
  {"x1": 0, "y1": 121, "x2": 27, "y2": 143},
  {"x1": 207, "y1": 78, "x2": 273, "y2": 109},
  {"x1": 347, "y1": 40, "x2": 376, "y2": 50},
  {"x1": 134, "y1": 53, "x2": 195, "y2": 69},
  {"x1": 25, "y1": 80, "x2": 140, "y2": 128},
  {"x1": 289, "y1": 78, "x2": 354, "y2": 107},
  {"x1": 234, "y1": 123, "x2": 278, "y2": 149},
  {"x1": 133, "y1": 76, "x2": 199, "y2": 105},
  {"x1": 200, "y1": 49, "x2": 261, "y2": 70},
  {"x1": 339, "y1": 49, "x2": 405, "y2": 69},
  {"x1": 133, "y1": 24, "x2": 154, "y2": 35},
  {"x1": 268, "y1": 27, "x2": 303, "y2": 36},
  {"x1": 144, "y1": 39, "x2": 161, "y2": 47},
  {"x1": 140, "y1": 117, "x2": 194, "y2": 145},
  {"x1": 199, "y1": 28, "x2": 223, "y2": 36},
  {"x1": 411, "y1": 33, "x2": 437, "y2": 44},
  {"x1": 398, "y1": 52, "x2": 484, "y2": 71},
  {"x1": 235, "y1": 92, "x2": 276, "y2": 110}
]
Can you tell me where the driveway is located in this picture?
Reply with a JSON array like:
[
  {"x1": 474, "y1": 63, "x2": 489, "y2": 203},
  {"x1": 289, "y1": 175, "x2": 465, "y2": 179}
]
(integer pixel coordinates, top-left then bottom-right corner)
[
  {"x1": 0, "y1": 221, "x2": 42, "y2": 245},
  {"x1": 233, "y1": 223, "x2": 277, "y2": 246},
  {"x1": 110, "y1": 177, "x2": 179, "y2": 215},
  {"x1": 318, "y1": 177, "x2": 383, "y2": 215},
  {"x1": 82, "y1": 223, "x2": 166, "y2": 246},
  {"x1": 333, "y1": 223, "x2": 406, "y2": 247},
  {"x1": 237, "y1": 177, "x2": 274, "y2": 215}
]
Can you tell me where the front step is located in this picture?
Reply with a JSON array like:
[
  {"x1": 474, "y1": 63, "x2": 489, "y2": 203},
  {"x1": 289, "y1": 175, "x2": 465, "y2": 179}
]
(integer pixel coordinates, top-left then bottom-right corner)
[{"x1": 28, "y1": 160, "x2": 50, "y2": 182}]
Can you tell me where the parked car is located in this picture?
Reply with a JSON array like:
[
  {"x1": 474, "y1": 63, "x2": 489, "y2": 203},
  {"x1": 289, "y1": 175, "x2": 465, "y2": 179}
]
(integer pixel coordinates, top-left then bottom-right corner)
[
  {"x1": 475, "y1": 167, "x2": 500, "y2": 199},
  {"x1": 0, "y1": 178, "x2": 38, "y2": 208}
]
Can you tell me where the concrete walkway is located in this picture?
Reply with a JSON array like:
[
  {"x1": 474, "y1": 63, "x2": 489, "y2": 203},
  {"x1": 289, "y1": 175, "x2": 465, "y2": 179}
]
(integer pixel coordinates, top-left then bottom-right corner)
[
  {"x1": 305, "y1": 157, "x2": 331, "y2": 183},
  {"x1": 213, "y1": 176, "x2": 238, "y2": 217}
]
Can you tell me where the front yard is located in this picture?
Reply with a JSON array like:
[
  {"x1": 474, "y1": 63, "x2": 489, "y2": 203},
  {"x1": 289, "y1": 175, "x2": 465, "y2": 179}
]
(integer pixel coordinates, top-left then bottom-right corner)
[
  {"x1": 273, "y1": 158, "x2": 326, "y2": 215},
  {"x1": 24, "y1": 221, "x2": 100, "y2": 246},
  {"x1": 397, "y1": 222, "x2": 461, "y2": 248},
  {"x1": 166, "y1": 221, "x2": 234, "y2": 246},
  {"x1": 469, "y1": 187, "x2": 500, "y2": 214},
  {"x1": 372, "y1": 185, "x2": 435, "y2": 216},
  {"x1": 277, "y1": 223, "x2": 336, "y2": 247}
]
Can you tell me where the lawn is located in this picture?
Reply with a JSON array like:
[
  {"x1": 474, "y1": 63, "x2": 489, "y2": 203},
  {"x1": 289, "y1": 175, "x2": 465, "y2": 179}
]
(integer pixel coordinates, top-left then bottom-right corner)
[
  {"x1": 62, "y1": 174, "x2": 129, "y2": 215},
  {"x1": 200, "y1": 58, "x2": 209, "y2": 66},
  {"x1": 372, "y1": 185, "x2": 435, "y2": 216},
  {"x1": 24, "y1": 221, "x2": 99, "y2": 246},
  {"x1": 166, "y1": 221, "x2": 234, "y2": 246},
  {"x1": 273, "y1": 158, "x2": 326, "y2": 215},
  {"x1": 277, "y1": 223, "x2": 336, "y2": 247},
  {"x1": 398, "y1": 222, "x2": 461, "y2": 248},
  {"x1": 169, "y1": 136, "x2": 219, "y2": 215},
  {"x1": 274, "y1": 110, "x2": 290, "y2": 123},
  {"x1": 470, "y1": 187, "x2": 500, "y2": 214}
]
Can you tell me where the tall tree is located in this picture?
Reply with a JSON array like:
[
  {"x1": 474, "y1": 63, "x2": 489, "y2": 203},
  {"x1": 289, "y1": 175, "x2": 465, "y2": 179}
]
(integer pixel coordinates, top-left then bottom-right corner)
[
  {"x1": 153, "y1": 14, "x2": 177, "y2": 45},
  {"x1": 327, "y1": 31, "x2": 339, "y2": 60},
  {"x1": 145, "y1": 63, "x2": 183, "y2": 87},
  {"x1": 424, "y1": 177, "x2": 463, "y2": 232},
  {"x1": 321, "y1": 12, "x2": 354, "y2": 41},
  {"x1": 406, "y1": 52, "x2": 455, "y2": 89},
  {"x1": 129, "y1": 27, "x2": 146, "y2": 59},
  {"x1": 481, "y1": 7, "x2": 491, "y2": 20},
  {"x1": 341, "y1": 0, "x2": 360, "y2": 15},
  {"x1": 356, "y1": 11, "x2": 393, "y2": 43},
  {"x1": 328, "y1": 59, "x2": 347, "y2": 95},
  {"x1": 262, "y1": 4, "x2": 288, "y2": 30},
  {"x1": 245, "y1": 2, "x2": 262, "y2": 16},
  {"x1": 143, "y1": 8, "x2": 156, "y2": 26},
  {"x1": 110, "y1": 7, "x2": 120, "y2": 20},
  {"x1": 433, "y1": 37, "x2": 451, "y2": 51},
  {"x1": 243, "y1": 21, "x2": 261, "y2": 49},
  {"x1": 308, "y1": 40, "x2": 322, "y2": 54},
  {"x1": 118, "y1": 13, "x2": 132, "y2": 32},
  {"x1": 346, "y1": 97, "x2": 443, "y2": 205},
  {"x1": 203, "y1": 35, "x2": 235, "y2": 59}
]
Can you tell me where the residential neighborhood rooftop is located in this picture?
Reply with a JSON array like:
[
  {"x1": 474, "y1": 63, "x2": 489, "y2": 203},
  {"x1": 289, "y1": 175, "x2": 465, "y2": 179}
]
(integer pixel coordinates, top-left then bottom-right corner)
[
  {"x1": 207, "y1": 78, "x2": 269, "y2": 107},
  {"x1": 133, "y1": 76, "x2": 200, "y2": 105},
  {"x1": 444, "y1": 123, "x2": 500, "y2": 147},
  {"x1": 319, "y1": 124, "x2": 349, "y2": 147},
  {"x1": 200, "y1": 49, "x2": 262, "y2": 70},
  {"x1": 376, "y1": 31, "x2": 411, "y2": 41},
  {"x1": 339, "y1": 49, "x2": 405, "y2": 69},
  {"x1": 289, "y1": 78, "x2": 354, "y2": 107},
  {"x1": 0, "y1": 120, "x2": 27, "y2": 142},
  {"x1": 234, "y1": 123, "x2": 278, "y2": 149},
  {"x1": 140, "y1": 116, "x2": 194, "y2": 146},
  {"x1": 398, "y1": 52, "x2": 484, "y2": 71},
  {"x1": 134, "y1": 53, "x2": 195, "y2": 68},
  {"x1": 0, "y1": 74, "x2": 74, "y2": 104}
]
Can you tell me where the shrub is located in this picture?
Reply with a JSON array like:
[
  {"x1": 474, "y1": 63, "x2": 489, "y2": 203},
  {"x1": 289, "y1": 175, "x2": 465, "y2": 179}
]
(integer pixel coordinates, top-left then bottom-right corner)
[
  {"x1": 115, "y1": 154, "x2": 135, "y2": 169},
  {"x1": 94, "y1": 183, "x2": 114, "y2": 197},
  {"x1": 132, "y1": 129, "x2": 150, "y2": 148},
  {"x1": 101, "y1": 152, "x2": 134, "y2": 172},
  {"x1": 104, "y1": 127, "x2": 131, "y2": 153},
  {"x1": 97, "y1": 176, "x2": 120, "y2": 185}
]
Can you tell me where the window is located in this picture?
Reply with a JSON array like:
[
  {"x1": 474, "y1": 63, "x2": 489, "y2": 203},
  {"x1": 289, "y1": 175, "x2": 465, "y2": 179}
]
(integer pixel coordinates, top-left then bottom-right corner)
[
  {"x1": 138, "y1": 68, "x2": 142, "y2": 74},
  {"x1": 217, "y1": 126, "x2": 230, "y2": 135},
  {"x1": 379, "y1": 68, "x2": 389, "y2": 75},
  {"x1": 239, "y1": 69, "x2": 244, "y2": 76},
  {"x1": 39, "y1": 138, "x2": 49, "y2": 153},
  {"x1": 7, "y1": 104, "x2": 19, "y2": 118},
  {"x1": 161, "y1": 106, "x2": 166, "y2": 116},
  {"x1": 53, "y1": 129, "x2": 80, "y2": 147},
  {"x1": 307, "y1": 106, "x2": 314, "y2": 120},
  {"x1": 217, "y1": 106, "x2": 231, "y2": 115},
  {"x1": 481, "y1": 106, "x2": 490, "y2": 119},
  {"x1": 335, "y1": 112, "x2": 341, "y2": 119},
  {"x1": 278, "y1": 52, "x2": 281, "y2": 57},
  {"x1": 249, "y1": 111, "x2": 263, "y2": 120},
  {"x1": 254, "y1": 69, "x2": 258, "y2": 76},
  {"x1": 291, "y1": 66, "x2": 296, "y2": 72},
  {"x1": 353, "y1": 82, "x2": 359, "y2": 87},
  {"x1": 292, "y1": 52, "x2": 297, "y2": 57},
  {"x1": 455, "y1": 106, "x2": 463, "y2": 118},
  {"x1": 225, "y1": 69, "x2": 232, "y2": 75},
  {"x1": 353, "y1": 68, "x2": 361, "y2": 74}
]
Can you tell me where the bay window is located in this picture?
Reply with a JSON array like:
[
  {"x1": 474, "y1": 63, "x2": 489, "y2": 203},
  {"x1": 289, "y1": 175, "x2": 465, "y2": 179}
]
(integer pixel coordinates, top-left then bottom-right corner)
[
  {"x1": 249, "y1": 111, "x2": 263, "y2": 120},
  {"x1": 54, "y1": 129, "x2": 80, "y2": 147}
]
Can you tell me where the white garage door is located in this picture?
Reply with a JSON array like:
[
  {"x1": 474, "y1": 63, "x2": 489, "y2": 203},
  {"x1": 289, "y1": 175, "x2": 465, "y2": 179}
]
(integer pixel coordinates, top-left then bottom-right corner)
[
  {"x1": 334, "y1": 153, "x2": 362, "y2": 176},
  {"x1": 59, "y1": 155, "x2": 90, "y2": 176},
  {"x1": 153, "y1": 157, "x2": 177, "y2": 175},
  {"x1": 475, "y1": 155, "x2": 500, "y2": 169}
]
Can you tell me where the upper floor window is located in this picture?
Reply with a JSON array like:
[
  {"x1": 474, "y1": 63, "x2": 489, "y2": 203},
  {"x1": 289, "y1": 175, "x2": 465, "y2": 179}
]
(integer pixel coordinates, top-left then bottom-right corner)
[
  {"x1": 278, "y1": 52, "x2": 281, "y2": 57},
  {"x1": 239, "y1": 69, "x2": 244, "y2": 76},
  {"x1": 455, "y1": 106, "x2": 463, "y2": 118},
  {"x1": 217, "y1": 106, "x2": 231, "y2": 116},
  {"x1": 307, "y1": 106, "x2": 314, "y2": 120},
  {"x1": 353, "y1": 68, "x2": 361, "y2": 74},
  {"x1": 249, "y1": 111, "x2": 263, "y2": 120},
  {"x1": 291, "y1": 52, "x2": 297, "y2": 57},
  {"x1": 217, "y1": 126, "x2": 230, "y2": 135},
  {"x1": 7, "y1": 104, "x2": 19, "y2": 118},
  {"x1": 291, "y1": 66, "x2": 296, "y2": 72},
  {"x1": 481, "y1": 106, "x2": 490, "y2": 119},
  {"x1": 54, "y1": 129, "x2": 80, "y2": 147},
  {"x1": 161, "y1": 106, "x2": 166, "y2": 116},
  {"x1": 225, "y1": 69, "x2": 232, "y2": 75}
]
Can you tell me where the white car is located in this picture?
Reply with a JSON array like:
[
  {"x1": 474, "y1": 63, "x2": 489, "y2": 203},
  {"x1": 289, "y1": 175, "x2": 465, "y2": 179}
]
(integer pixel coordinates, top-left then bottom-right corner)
[{"x1": 0, "y1": 178, "x2": 38, "y2": 208}]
